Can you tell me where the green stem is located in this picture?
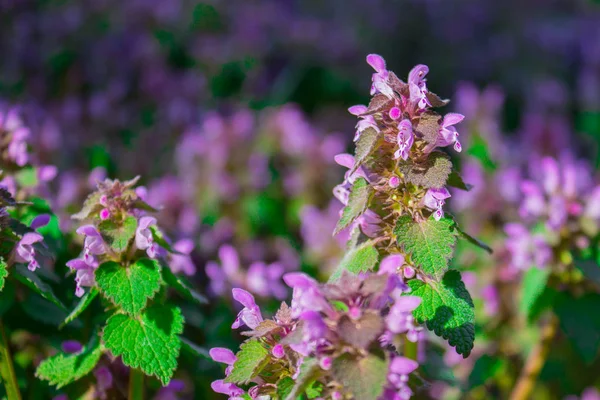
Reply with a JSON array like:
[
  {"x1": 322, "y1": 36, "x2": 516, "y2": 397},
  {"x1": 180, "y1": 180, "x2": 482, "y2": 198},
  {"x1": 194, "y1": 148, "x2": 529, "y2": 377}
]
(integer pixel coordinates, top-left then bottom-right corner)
[
  {"x1": 404, "y1": 337, "x2": 418, "y2": 361},
  {"x1": 128, "y1": 368, "x2": 145, "y2": 400},
  {"x1": 0, "y1": 320, "x2": 21, "y2": 400}
]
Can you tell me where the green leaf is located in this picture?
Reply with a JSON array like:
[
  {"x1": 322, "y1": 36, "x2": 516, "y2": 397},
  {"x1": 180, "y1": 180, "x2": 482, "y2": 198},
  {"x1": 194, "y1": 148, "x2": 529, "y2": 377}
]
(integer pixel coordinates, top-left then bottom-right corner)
[
  {"x1": 362, "y1": 94, "x2": 394, "y2": 115},
  {"x1": 407, "y1": 270, "x2": 475, "y2": 357},
  {"x1": 180, "y1": 337, "x2": 210, "y2": 360},
  {"x1": 102, "y1": 305, "x2": 184, "y2": 385},
  {"x1": 520, "y1": 267, "x2": 550, "y2": 323},
  {"x1": 36, "y1": 337, "x2": 103, "y2": 388},
  {"x1": 14, "y1": 264, "x2": 66, "y2": 310},
  {"x1": 72, "y1": 191, "x2": 102, "y2": 220},
  {"x1": 224, "y1": 339, "x2": 270, "y2": 385},
  {"x1": 395, "y1": 216, "x2": 457, "y2": 280},
  {"x1": 399, "y1": 151, "x2": 452, "y2": 189},
  {"x1": 451, "y1": 221, "x2": 493, "y2": 254},
  {"x1": 0, "y1": 280, "x2": 15, "y2": 317},
  {"x1": 334, "y1": 178, "x2": 373, "y2": 235},
  {"x1": 331, "y1": 353, "x2": 388, "y2": 400},
  {"x1": 277, "y1": 376, "x2": 295, "y2": 400},
  {"x1": 60, "y1": 288, "x2": 99, "y2": 329},
  {"x1": 284, "y1": 358, "x2": 320, "y2": 400},
  {"x1": 349, "y1": 127, "x2": 380, "y2": 176},
  {"x1": 468, "y1": 355, "x2": 505, "y2": 388},
  {"x1": 95, "y1": 259, "x2": 163, "y2": 315},
  {"x1": 0, "y1": 257, "x2": 7, "y2": 291},
  {"x1": 466, "y1": 135, "x2": 497, "y2": 172},
  {"x1": 575, "y1": 258, "x2": 600, "y2": 286},
  {"x1": 162, "y1": 266, "x2": 207, "y2": 305},
  {"x1": 554, "y1": 293, "x2": 600, "y2": 363},
  {"x1": 329, "y1": 240, "x2": 378, "y2": 282},
  {"x1": 98, "y1": 215, "x2": 137, "y2": 252},
  {"x1": 447, "y1": 170, "x2": 473, "y2": 191},
  {"x1": 21, "y1": 294, "x2": 78, "y2": 327},
  {"x1": 15, "y1": 167, "x2": 38, "y2": 188},
  {"x1": 150, "y1": 227, "x2": 181, "y2": 254}
]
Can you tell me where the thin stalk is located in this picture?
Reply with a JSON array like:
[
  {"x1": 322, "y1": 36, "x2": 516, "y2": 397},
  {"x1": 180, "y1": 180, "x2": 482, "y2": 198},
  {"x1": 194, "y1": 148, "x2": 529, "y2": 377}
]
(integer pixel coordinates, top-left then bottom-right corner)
[
  {"x1": 0, "y1": 320, "x2": 21, "y2": 400},
  {"x1": 509, "y1": 314, "x2": 558, "y2": 400},
  {"x1": 128, "y1": 368, "x2": 145, "y2": 400}
]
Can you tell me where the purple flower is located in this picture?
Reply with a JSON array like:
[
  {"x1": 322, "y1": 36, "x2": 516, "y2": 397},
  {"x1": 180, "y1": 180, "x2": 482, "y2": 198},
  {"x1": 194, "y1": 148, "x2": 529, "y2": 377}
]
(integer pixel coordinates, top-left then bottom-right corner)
[
  {"x1": 94, "y1": 366, "x2": 113, "y2": 400},
  {"x1": 231, "y1": 288, "x2": 263, "y2": 330},
  {"x1": 408, "y1": 64, "x2": 430, "y2": 109},
  {"x1": 389, "y1": 176, "x2": 400, "y2": 188},
  {"x1": 437, "y1": 113, "x2": 464, "y2": 152},
  {"x1": 366, "y1": 54, "x2": 393, "y2": 99},
  {"x1": 135, "y1": 216, "x2": 159, "y2": 258},
  {"x1": 210, "y1": 347, "x2": 237, "y2": 376},
  {"x1": 519, "y1": 181, "x2": 545, "y2": 219},
  {"x1": 246, "y1": 261, "x2": 287, "y2": 300},
  {"x1": 504, "y1": 223, "x2": 552, "y2": 271},
  {"x1": 14, "y1": 232, "x2": 44, "y2": 271},
  {"x1": 423, "y1": 188, "x2": 451, "y2": 221},
  {"x1": 334, "y1": 153, "x2": 368, "y2": 186},
  {"x1": 61, "y1": 340, "x2": 83, "y2": 354},
  {"x1": 379, "y1": 254, "x2": 406, "y2": 275},
  {"x1": 272, "y1": 344, "x2": 285, "y2": 359},
  {"x1": 169, "y1": 239, "x2": 196, "y2": 276},
  {"x1": 386, "y1": 295, "x2": 422, "y2": 341},
  {"x1": 154, "y1": 379, "x2": 185, "y2": 400},
  {"x1": 349, "y1": 105, "x2": 380, "y2": 142},
  {"x1": 76, "y1": 225, "x2": 106, "y2": 265},
  {"x1": 283, "y1": 272, "x2": 331, "y2": 318},
  {"x1": 387, "y1": 356, "x2": 419, "y2": 399},
  {"x1": 210, "y1": 380, "x2": 245, "y2": 398},
  {"x1": 394, "y1": 119, "x2": 414, "y2": 161}
]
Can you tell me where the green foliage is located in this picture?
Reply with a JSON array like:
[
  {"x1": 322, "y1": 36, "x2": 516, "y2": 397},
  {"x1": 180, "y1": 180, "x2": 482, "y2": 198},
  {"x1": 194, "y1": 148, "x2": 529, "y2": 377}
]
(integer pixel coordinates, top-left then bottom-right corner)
[
  {"x1": 329, "y1": 240, "x2": 378, "y2": 282},
  {"x1": 14, "y1": 264, "x2": 66, "y2": 310},
  {"x1": 95, "y1": 259, "x2": 162, "y2": 315},
  {"x1": 468, "y1": 355, "x2": 506, "y2": 388},
  {"x1": 60, "y1": 288, "x2": 99, "y2": 329},
  {"x1": 399, "y1": 151, "x2": 452, "y2": 189},
  {"x1": 334, "y1": 178, "x2": 373, "y2": 234},
  {"x1": 102, "y1": 305, "x2": 184, "y2": 385},
  {"x1": 447, "y1": 170, "x2": 473, "y2": 191},
  {"x1": 395, "y1": 216, "x2": 457, "y2": 280},
  {"x1": 15, "y1": 167, "x2": 38, "y2": 188},
  {"x1": 98, "y1": 215, "x2": 137, "y2": 252},
  {"x1": 0, "y1": 281, "x2": 15, "y2": 317},
  {"x1": 277, "y1": 376, "x2": 295, "y2": 399},
  {"x1": 407, "y1": 270, "x2": 475, "y2": 357},
  {"x1": 467, "y1": 134, "x2": 497, "y2": 172},
  {"x1": 350, "y1": 127, "x2": 380, "y2": 175},
  {"x1": 283, "y1": 358, "x2": 321, "y2": 400},
  {"x1": 520, "y1": 267, "x2": 550, "y2": 323},
  {"x1": 0, "y1": 257, "x2": 7, "y2": 291},
  {"x1": 72, "y1": 192, "x2": 103, "y2": 220},
  {"x1": 162, "y1": 266, "x2": 207, "y2": 305},
  {"x1": 224, "y1": 339, "x2": 270, "y2": 385},
  {"x1": 452, "y1": 222, "x2": 493, "y2": 254},
  {"x1": 36, "y1": 338, "x2": 103, "y2": 388},
  {"x1": 331, "y1": 353, "x2": 389, "y2": 400},
  {"x1": 554, "y1": 293, "x2": 600, "y2": 363}
]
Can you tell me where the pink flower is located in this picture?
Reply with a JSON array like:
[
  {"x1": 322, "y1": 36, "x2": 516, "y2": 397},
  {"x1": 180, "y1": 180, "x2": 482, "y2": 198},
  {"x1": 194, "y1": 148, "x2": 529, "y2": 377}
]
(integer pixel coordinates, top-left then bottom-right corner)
[
  {"x1": 349, "y1": 105, "x2": 380, "y2": 142},
  {"x1": 437, "y1": 113, "x2": 464, "y2": 152},
  {"x1": 135, "y1": 216, "x2": 159, "y2": 258},
  {"x1": 408, "y1": 64, "x2": 430, "y2": 109},
  {"x1": 394, "y1": 119, "x2": 414, "y2": 160},
  {"x1": 169, "y1": 239, "x2": 196, "y2": 276},
  {"x1": 231, "y1": 288, "x2": 263, "y2": 330},
  {"x1": 366, "y1": 54, "x2": 393, "y2": 99},
  {"x1": 423, "y1": 188, "x2": 451, "y2": 221},
  {"x1": 76, "y1": 225, "x2": 106, "y2": 265}
]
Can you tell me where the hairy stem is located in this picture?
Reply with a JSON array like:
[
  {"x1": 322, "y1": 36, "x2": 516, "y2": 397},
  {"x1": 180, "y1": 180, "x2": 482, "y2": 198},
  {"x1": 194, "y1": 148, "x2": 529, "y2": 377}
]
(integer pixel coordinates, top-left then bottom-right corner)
[
  {"x1": 509, "y1": 314, "x2": 558, "y2": 400},
  {"x1": 128, "y1": 368, "x2": 145, "y2": 400},
  {"x1": 0, "y1": 320, "x2": 21, "y2": 400}
]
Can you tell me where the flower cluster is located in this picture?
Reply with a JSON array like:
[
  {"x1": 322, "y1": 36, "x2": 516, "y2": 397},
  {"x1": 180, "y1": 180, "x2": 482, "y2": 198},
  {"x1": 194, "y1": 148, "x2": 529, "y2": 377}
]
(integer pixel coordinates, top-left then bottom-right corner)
[
  {"x1": 66, "y1": 176, "x2": 193, "y2": 297},
  {"x1": 0, "y1": 105, "x2": 57, "y2": 201},
  {"x1": 210, "y1": 55, "x2": 481, "y2": 400},
  {"x1": 505, "y1": 156, "x2": 600, "y2": 274},
  {"x1": 211, "y1": 269, "x2": 422, "y2": 400}
]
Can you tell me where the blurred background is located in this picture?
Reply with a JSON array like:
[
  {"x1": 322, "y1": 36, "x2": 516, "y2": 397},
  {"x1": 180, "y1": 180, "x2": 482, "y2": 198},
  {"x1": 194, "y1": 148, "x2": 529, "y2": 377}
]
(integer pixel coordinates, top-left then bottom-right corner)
[{"x1": 1, "y1": 0, "x2": 600, "y2": 398}]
